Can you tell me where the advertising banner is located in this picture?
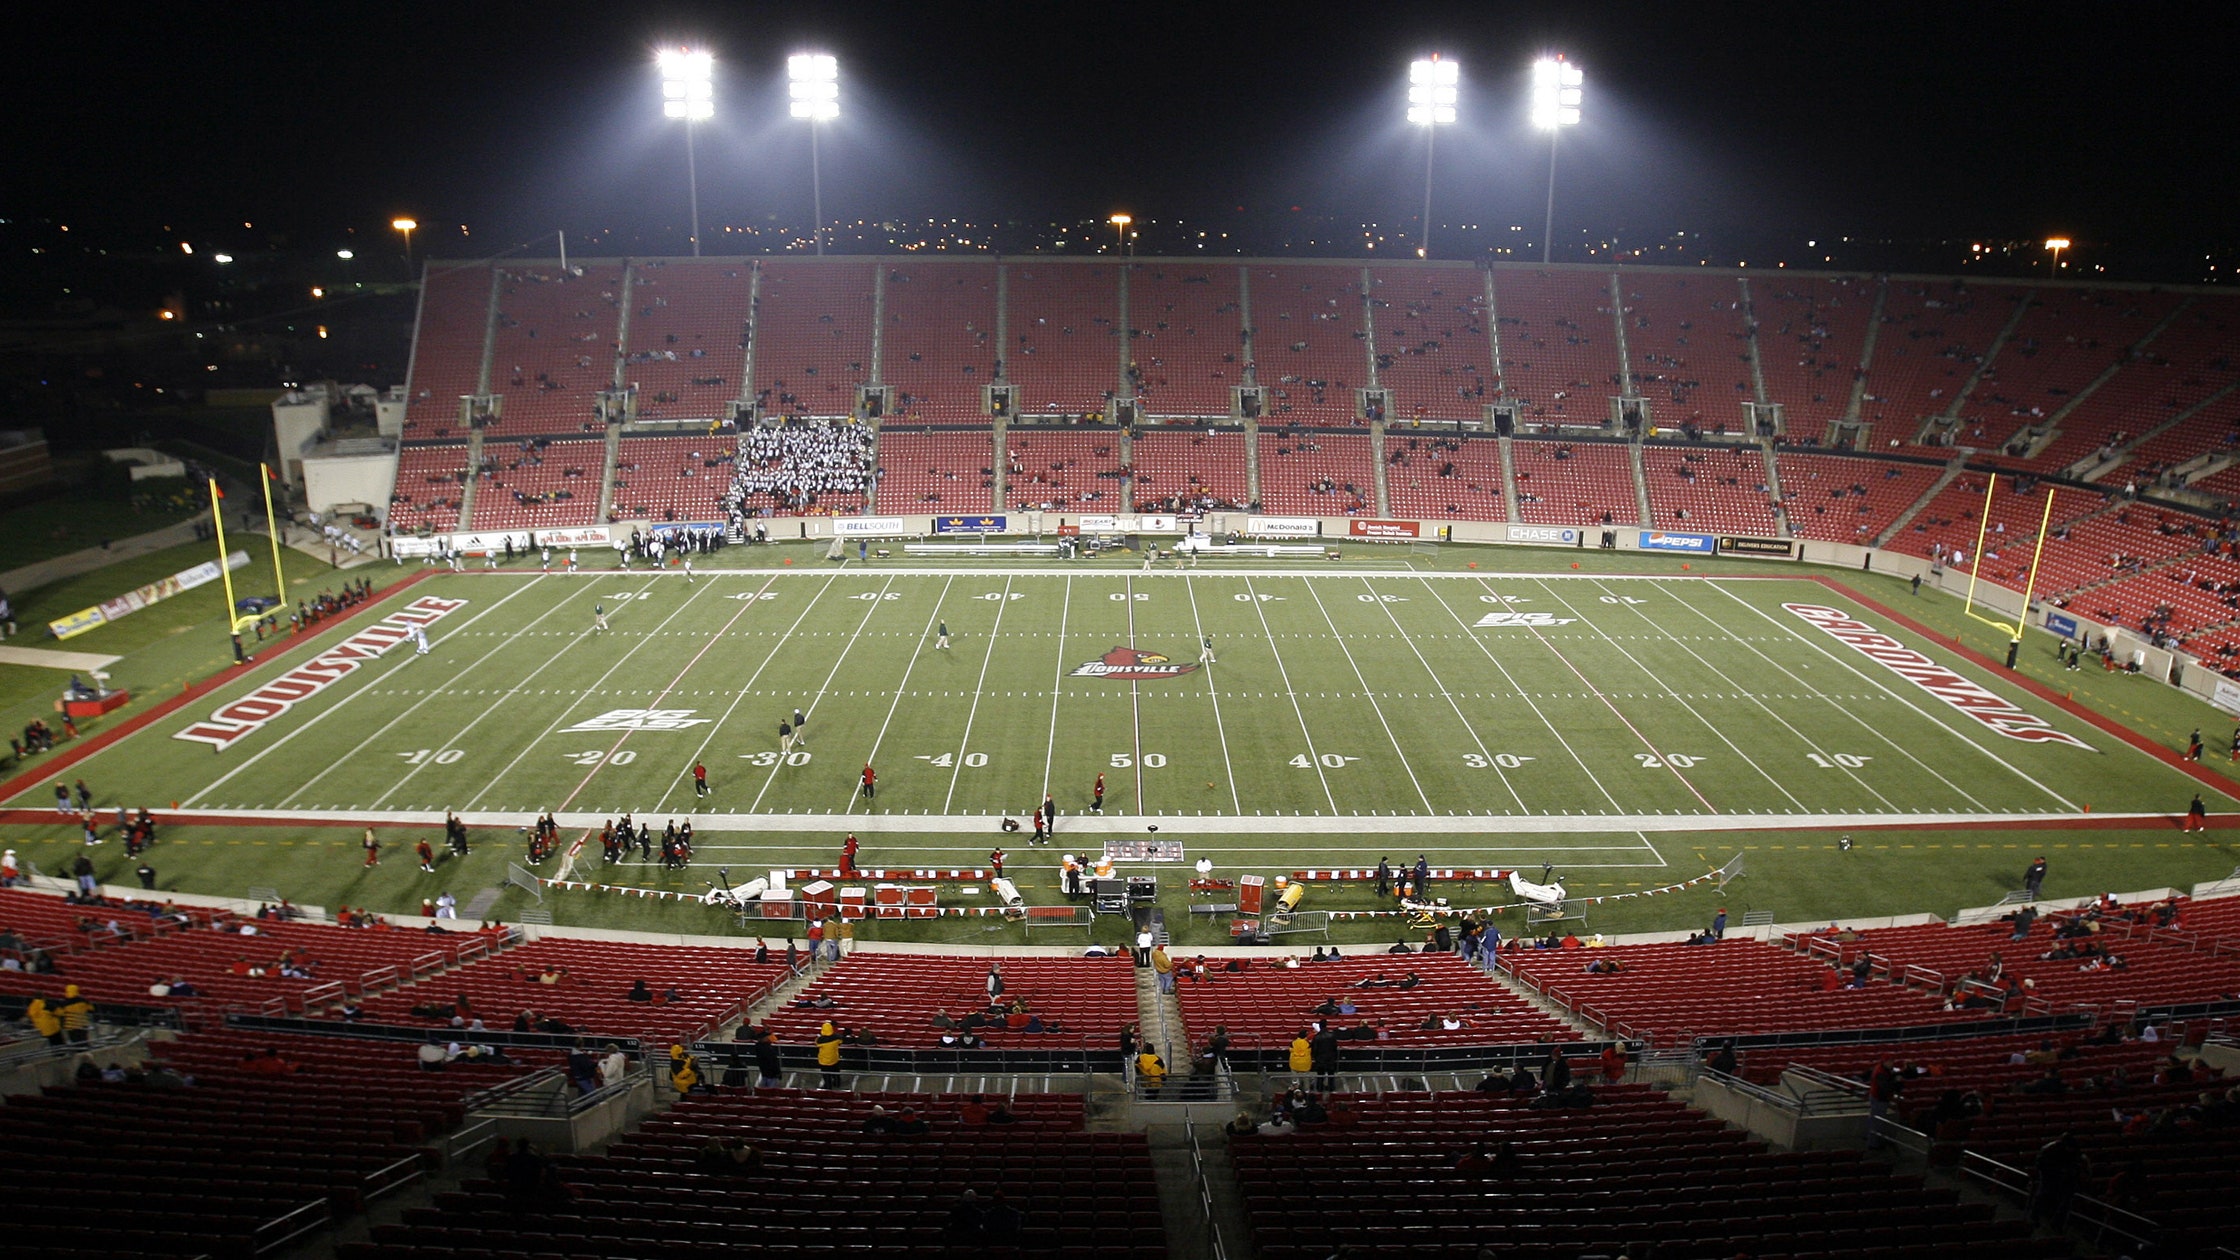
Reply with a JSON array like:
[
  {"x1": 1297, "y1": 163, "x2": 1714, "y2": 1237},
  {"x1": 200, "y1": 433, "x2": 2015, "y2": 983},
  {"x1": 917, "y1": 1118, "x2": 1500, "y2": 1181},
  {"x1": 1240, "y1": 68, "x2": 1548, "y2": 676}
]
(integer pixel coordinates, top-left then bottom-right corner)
[
  {"x1": 1136, "y1": 514, "x2": 1178, "y2": 532},
  {"x1": 832, "y1": 517, "x2": 914, "y2": 537},
  {"x1": 2214, "y1": 677, "x2": 2240, "y2": 717},
  {"x1": 51, "y1": 550, "x2": 249, "y2": 640},
  {"x1": 1638, "y1": 530, "x2": 1716, "y2": 554},
  {"x1": 2044, "y1": 611, "x2": 2080, "y2": 640},
  {"x1": 1510, "y1": 525, "x2": 1581, "y2": 545},
  {"x1": 934, "y1": 515, "x2": 1009, "y2": 534},
  {"x1": 1076, "y1": 515, "x2": 1122, "y2": 532},
  {"x1": 1245, "y1": 516, "x2": 1320, "y2": 538},
  {"x1": 1348, "y1": 519, "x2": 1421, "y2": 539},
  {"x1": 1718, "y1": 536, "x2": 1795, "y2": 557}
]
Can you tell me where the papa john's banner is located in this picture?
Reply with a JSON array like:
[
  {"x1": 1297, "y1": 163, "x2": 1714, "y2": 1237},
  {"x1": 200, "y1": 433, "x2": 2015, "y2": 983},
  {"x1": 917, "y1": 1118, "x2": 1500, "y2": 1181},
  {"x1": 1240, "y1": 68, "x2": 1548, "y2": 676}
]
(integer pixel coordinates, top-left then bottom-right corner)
[
  {"x1": 1348, "y1": 519, "x2": 1420, "y2": 539},
  {"x1": 175, "y1": 596, "x2": 469, "y2": 749},
  {"x1": 1784, "y1": 603, "x2": 2092, "y2": 750}
]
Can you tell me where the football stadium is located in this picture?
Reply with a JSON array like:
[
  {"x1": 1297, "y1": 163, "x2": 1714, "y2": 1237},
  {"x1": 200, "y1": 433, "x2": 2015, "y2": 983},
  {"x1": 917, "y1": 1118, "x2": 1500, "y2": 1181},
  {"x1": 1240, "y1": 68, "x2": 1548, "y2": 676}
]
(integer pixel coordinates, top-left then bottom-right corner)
[{"x1": 4, "y1": 13, "x2": 2240, "y2": 1260}]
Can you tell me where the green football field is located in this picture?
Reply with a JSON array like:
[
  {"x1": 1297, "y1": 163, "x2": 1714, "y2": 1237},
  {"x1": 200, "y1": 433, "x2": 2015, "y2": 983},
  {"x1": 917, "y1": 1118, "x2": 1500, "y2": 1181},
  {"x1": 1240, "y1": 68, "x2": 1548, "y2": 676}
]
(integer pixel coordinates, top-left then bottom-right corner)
[{"x1": 7, "y1": 546, "x2": 2240, "y2": 941}]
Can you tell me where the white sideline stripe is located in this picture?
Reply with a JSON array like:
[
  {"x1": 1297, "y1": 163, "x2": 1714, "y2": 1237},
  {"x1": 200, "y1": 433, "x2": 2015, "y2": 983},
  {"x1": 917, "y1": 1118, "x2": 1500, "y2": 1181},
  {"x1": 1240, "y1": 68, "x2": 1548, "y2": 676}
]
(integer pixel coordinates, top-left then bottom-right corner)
[{"x1": 166, "y1": 807, "x2": 2158, "y2": 835}]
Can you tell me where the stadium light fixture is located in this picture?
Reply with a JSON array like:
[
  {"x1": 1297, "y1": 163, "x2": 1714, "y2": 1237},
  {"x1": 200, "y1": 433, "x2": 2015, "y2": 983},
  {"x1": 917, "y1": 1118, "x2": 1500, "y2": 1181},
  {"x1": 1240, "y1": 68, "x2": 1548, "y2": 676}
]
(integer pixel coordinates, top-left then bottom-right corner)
[
  {"x1": 1110, "y1": 213, "x2": 1132, "y2": 256},
  {"x1": 789, "y1": 53, "x2": 840, "y2": 256},
  {"x1": 659, "y1": 47, "x2": 714, "y2": 257},
  {"x1": 1531, "y1": 56, "x2": 1582, "y2": 263},
  {"x1": 2045, "y1": 237, "x2": 2071, "y2": 280},
  {"x1": 392, "y1": 217, "x2": 418, "y2": 274},
  {"x1": 1407, "y1": 55, "x2": 1459, "y2": 258}
]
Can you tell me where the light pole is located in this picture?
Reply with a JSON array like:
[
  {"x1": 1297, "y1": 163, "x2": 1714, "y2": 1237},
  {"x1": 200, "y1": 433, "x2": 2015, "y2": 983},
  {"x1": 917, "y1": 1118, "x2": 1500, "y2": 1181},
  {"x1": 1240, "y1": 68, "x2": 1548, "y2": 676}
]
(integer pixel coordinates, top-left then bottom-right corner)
[
  {"x1": 1530, "y1": 56, "x2": 1583, "y2": 264},
  {"x1": 2045, "y1": 236, "x2": 2071, "y2": 282},
  {"x1": 1407, "y1": 55, "x2": 1458, "y2": 258},
  {"x1": 337, "y1": 248, "x2": 355, "y2": 288},
  {"x1": 789, "y1": 53, "x2": 839, "y2": 255},
  {"x1": 391, "y1": 218, "x2": 417, "y2": 277},
  {"x1": 1109, "y1": 213, "x2": 1132, "y2": 256},
  {"x1": 660, "y1": 48, "x2": 714, "y2": 257}
]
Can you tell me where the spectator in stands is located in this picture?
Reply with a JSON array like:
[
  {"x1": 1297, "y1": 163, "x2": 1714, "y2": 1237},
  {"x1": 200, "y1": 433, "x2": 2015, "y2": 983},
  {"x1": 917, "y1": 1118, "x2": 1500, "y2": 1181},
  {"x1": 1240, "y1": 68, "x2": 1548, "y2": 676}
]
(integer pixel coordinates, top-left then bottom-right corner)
[
  {"x1": 625, "y1": 978, "x2": 652, "y2": 1002},
  {"x1": 1136, "y1": 1048, "x2": 1168, "y2": 1093},
  {"x1": 816, "y1": 1020, "x2": 844, "y2": 1088},
  {"x1": 668, "y1": 1044, "x2": 707, "y2": 1097},
  {"x1": 598, "y1": 1043, "x2": 629, "y2": 1088},
  {"x1": 55, "y1": 984, "x2": 94, "y2": 1045},
  {"x1": 2028, "y1": 1131, "x2": 2089, "y2": 1228}
]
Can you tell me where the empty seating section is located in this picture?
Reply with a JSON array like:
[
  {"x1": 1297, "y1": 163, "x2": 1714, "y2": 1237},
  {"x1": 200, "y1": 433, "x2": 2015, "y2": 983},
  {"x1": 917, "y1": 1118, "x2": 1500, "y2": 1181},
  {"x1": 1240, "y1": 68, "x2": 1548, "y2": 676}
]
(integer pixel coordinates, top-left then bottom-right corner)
[
  {"x1": 402, "y1": 264, "x2": 491, "y2": 438},
  {"x1": 1620, "y1": 272, "x2": 1752, "y2": 430},
  {"x1": 1753, "y1": 274, "x2": 1875, "y2": 443},
  {"x1": 1002, "y1": 427, "x2": 1128, "y2": 511},
  {"x1": 609, "y1": 436, "x2": 734, "y2": 524},
  {"x1": 1642, "y1": 441, "x2": 1779, "y2": 534},
  {"x1": 388, "y1": 445, "x2": 470, "y2": 533},
  {"x1": 487, "y1": 266, "x2": 622, "y2": 437},
  {"x1": 1174, "y1": 954, "x2": 1576, "y2": 1050},
  {"x1": 4, "y1": 1029, "x2": 529, "y2": 1259},
  {"x1": 1500, "y1": 938, "x2": 1966, "y2": 1046},
  {"x1": 350, "y1": 1090, "x2": 1165, "y2": 1260},
  {"x1": 760, "y1": 953, "x2": 1136, "y2": 1048},
  {"x1": 1824, "y1": 916, "x2": 2240, "y2": 1012},
  {"x1": 2098, "y1": 387, "x2": 2240, "y2": 490},
  {"x1": 0, "y1": 887, "x2": 210, "y2": 954},
  {"x1": 0, "y1": 899, "x2": 494, "y2": 1018},
  {"x1": 749, "y1": 260, "x2": 876, "y2": 418},
  {"x1": 358, "y1": 936, "x2": 793, "y2": 1043},
  {"x1": 1385, "y1": 433, "x2": 1507, "y2": 521},
  {"x1": 1491, "y1": 269, "x2": 1621, "y2": 428},
  {"x1": 874, "y1": 427, "x2": 994, "y2": 511},
  {"x1": 1962, "y1": 289, "x2": 2175, "y2": 464},
  {"x1": 1126, "y1": 263, "x2": 1246, "y2": 417},
  {"x1": 1774, "y1": 452, "x2": 1945, "y2": 544},
  {"x1": 1727, "y1": 1030, "x2": 2180, "y2": 1118},
  {"x1": 620, "y1": 260, "x2": 750, "y2": 422},
  {"x1": 1880, "y1": 476, "x2": 2089, "y2": 593},
  {"x1": 1368, "y1": 265, "x2": 1490, "y2": 421},
  {"x1": 1861, "y1": 281, "x2": 2018, "y2": 453},
  {"x1": 469, "y1": 438, "x2": 602, "y2": 531},
  {"x1": 1250, "y1": 264, "x2": 1367, "y2": 423},
  {"x1": 883, "y1": 262, "x2": 998, "y2": 420},
  {"x1": 1254, "y1": 431, "x2": 1374, "y2": 516},
  {"x1": 1132, "y1": 427, "x2": 1248, "y2": 512},
  {"x1": 1510, "y1": 438, "x2": 1638, "y2": 526},
  {"x1": 1007, "y1": 263, "x2": 1120, "y2": 415},
  {"x1": 2039, "y1": 297, "x2": 2240, "y2": 477},
  {"x1": 1233, "y1": 1087, "x2": 2045, "y2": 1260}
]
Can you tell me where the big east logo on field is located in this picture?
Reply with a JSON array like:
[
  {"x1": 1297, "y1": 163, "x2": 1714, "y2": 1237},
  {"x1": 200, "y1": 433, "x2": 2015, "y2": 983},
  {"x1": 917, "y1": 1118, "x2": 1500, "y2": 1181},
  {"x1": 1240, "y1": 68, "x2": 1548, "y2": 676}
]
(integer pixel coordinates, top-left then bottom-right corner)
[{"x1": 1070, "y1": 646, "x2": 1202, "y2": 680}]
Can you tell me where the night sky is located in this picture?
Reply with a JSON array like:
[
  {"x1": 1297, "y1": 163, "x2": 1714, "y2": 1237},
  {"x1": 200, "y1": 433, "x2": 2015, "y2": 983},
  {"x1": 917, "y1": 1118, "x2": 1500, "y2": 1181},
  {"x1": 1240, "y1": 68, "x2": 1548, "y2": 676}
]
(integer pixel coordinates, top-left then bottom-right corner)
[{"x1": 12, "y1": 1, "x2": 2237, "y2": 260}]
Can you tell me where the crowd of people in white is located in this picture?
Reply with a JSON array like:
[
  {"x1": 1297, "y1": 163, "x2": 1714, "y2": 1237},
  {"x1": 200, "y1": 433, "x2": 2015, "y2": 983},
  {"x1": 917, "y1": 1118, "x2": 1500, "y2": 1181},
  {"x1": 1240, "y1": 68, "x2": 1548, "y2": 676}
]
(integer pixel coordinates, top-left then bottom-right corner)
[{"x1": 721, "y1": 420, "x2": 874, "y2": 519}]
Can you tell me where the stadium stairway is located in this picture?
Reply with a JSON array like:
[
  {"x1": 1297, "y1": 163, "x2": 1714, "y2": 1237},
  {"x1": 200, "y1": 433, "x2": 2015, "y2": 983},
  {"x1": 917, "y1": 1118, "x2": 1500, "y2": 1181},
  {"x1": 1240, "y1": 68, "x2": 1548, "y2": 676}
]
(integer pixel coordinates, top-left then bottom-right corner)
[
  {"x1": 1627, "y1": 439, "x2": 1654, "y2": 524},
  {"x1": 1872, "y1": 450, "x2": 1968, "y2": 547},
  {"x1": 1496, "y1": 435, "x2": 1523, "y2": 523}
]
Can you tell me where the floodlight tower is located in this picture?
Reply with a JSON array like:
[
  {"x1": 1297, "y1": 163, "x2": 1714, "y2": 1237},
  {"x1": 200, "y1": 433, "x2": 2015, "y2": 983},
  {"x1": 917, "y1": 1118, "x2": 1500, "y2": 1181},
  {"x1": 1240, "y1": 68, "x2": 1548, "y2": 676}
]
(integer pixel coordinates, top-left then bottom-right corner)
[
  {"x1": 391, "y1": 218, "x2": 418, "y2": 276},
  {"x1": 659, "y1": 48, "x2": 714, "y2": 257},
  {"x1": 1530, "y1": 55, "x2": 1583, "y2": 264},
  {"x1": 2045, "y1": 237, "x2": 2071, "y2": 281},
  {"x1": 1109, "y1": 213, "x2": 1132, "y2": 256},
  {"x1": 789, "y1": 53, "x2": 840, "y2": 256},
  {"x1": 1407, "y1": 55, "x2": 1459, "y2": 258}
]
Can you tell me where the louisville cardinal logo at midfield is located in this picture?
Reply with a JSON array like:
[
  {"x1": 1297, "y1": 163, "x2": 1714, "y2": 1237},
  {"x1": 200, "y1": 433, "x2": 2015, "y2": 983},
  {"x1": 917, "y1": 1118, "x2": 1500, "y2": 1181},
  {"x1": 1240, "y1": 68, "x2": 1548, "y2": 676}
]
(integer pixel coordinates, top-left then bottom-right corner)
[{"x1": 1070, "y1": 646, "x2": 1203, "y2": 680}]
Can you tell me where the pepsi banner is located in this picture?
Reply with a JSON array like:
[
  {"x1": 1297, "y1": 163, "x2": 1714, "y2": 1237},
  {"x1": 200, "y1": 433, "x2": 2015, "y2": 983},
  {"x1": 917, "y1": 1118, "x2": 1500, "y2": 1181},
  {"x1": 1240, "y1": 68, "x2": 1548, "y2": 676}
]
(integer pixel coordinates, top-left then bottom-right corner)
[
  {"x1": 2044, "y1": 611, "x2": 2079, "y2": 640},
  {"x1": 934, "y1": 515, "x2": 1008, "y2": 534},
  {"x1": 1638, "y1": 530, "x2": 1715, "y2": 554}
]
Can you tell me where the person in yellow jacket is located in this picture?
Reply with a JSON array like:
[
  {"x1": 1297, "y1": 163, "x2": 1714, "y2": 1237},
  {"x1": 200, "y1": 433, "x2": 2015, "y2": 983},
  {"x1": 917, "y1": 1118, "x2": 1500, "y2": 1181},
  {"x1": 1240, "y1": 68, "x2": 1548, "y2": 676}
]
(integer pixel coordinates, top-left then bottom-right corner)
[
  {"x1": 669, "y1": 1043, "x2": 703, "y2": 1097},
  {"x1": 1136, "y1": 1049, "x2": 1167, "y2": 1093},
  {"x1": 56, "y1": 984, "x2": 94, "y2": 1045},
  {"x1": 815, "y1": 1020, "x2": 843, "y2": 1089},
  {"x1": 1288, "y1": 1033, "x2": 1314, "y2": 1077},
  {"x1": 28, "y1": 996, "x2": 62, "y2": 1045}
]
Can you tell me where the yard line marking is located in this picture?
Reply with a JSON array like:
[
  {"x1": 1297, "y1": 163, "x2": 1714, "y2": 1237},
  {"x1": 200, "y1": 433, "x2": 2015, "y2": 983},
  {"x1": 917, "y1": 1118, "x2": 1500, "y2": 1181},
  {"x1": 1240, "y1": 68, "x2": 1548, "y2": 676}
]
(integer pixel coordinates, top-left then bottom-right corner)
[
  {"x1": 1124, "y1": 574, "x2": 1147, "y2": 812},
  {"x1": 1356, "y1": 576, "x2": 1524, "y2": 811},
  {"x1": 190, "y1": 577, "x2": 557, "y2": 808},
  {"x1": 1038, "y1": 576, "x2": 1074, "y2": 806},
  {"x1": 942, "y1": 576, "x2": 1013, "y2": 813},
  {"x1": 1704, "y1": 582, "x2": 2079, "y2": 811},
  {"x1": 1534, "y1": 580, "x2": 1811, "y2": 811},
  {"x1": 1414, "y1": 577, "x2": 1633, "y2": 813},
  {"x1": 1487, "y1": 581, "x2": 1722, "y2": 813},
  {"x1": 654, "y1": 575, "x2": 843, "y2": 813},
  {"x1": 744, "y1": 574, "x2": 904, "y2": 816},
  {"x1": 1243, "y1": 576, "x2": 1338, "y2": 812},
  {"x1": 843, "y1": 576, "x2": 957, "y2": 815},
  {"x1": 1182, "y1": 577, "x2": 1243, "y2": 814},
  {"x1": 440, "y1": 575, "x2": 727, "y2": 813},
  {"x1": 1296, "y1": 578, "x2": 1433, "y2": 812},
  {"x1": 1649, "y1": 581, "x2": 1992, "y2": 812}
]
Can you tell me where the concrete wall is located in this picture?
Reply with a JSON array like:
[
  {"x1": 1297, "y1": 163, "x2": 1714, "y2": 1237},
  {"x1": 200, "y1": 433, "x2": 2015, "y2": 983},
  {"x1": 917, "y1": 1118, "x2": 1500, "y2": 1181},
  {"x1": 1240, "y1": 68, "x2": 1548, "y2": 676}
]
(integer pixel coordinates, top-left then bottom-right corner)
[{"x1": 302, "y1": 452, "x2": 397, "y2": 517}]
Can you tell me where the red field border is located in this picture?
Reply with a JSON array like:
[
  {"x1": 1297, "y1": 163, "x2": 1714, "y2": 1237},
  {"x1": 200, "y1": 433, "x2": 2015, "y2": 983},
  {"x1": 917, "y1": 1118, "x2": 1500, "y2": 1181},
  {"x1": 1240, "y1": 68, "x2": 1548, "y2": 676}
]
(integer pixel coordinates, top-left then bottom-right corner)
[{"x1": 0, "y1": 567, "x2": 439, "y2": 811}]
